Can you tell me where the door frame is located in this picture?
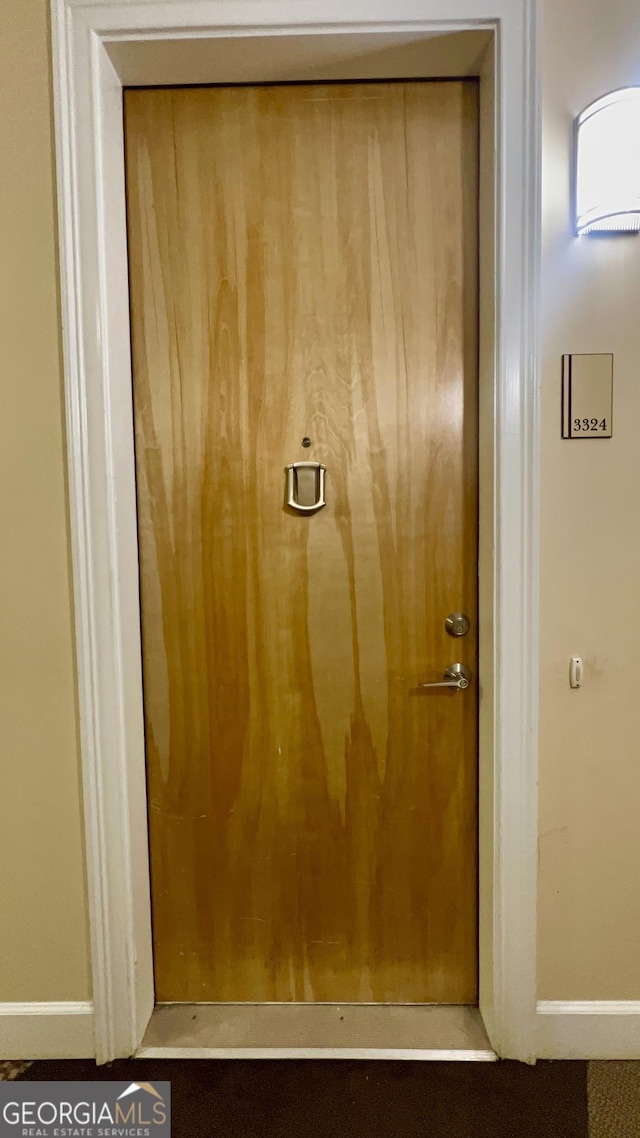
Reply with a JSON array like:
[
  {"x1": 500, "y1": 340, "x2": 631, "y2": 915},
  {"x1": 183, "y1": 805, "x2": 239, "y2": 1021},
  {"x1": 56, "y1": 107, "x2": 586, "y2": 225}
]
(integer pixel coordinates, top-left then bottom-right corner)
[{"x1": 51, "y1": 0, "x2": 540, "y2": 1063}]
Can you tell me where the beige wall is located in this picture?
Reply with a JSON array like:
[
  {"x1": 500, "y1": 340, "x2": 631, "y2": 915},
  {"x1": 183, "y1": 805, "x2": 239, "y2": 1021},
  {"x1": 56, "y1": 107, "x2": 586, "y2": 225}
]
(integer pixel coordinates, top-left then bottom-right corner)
[
  {"x1": 0, "y1": 0, "x2": 90, "y2": 1001},
  {"x1": 1, "y1": 0, "x2": 640, "y2": 1013},
  {"x1": 538, "y1": 0, "x2": 640, "y2": 998}
]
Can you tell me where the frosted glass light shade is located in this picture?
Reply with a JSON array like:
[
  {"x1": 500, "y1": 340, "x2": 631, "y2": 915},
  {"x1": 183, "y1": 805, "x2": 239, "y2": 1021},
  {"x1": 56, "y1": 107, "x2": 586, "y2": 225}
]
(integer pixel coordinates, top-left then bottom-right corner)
[{"x1": 575, "y1": 87, "x2": 640, "y2": 235}]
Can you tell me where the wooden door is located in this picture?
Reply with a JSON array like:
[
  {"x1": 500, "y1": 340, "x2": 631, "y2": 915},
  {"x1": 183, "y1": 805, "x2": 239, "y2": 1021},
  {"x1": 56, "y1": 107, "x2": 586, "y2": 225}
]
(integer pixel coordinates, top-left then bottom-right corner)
[{"x1": 125, "y1": 81, "x2": 478, "y2": 1004}]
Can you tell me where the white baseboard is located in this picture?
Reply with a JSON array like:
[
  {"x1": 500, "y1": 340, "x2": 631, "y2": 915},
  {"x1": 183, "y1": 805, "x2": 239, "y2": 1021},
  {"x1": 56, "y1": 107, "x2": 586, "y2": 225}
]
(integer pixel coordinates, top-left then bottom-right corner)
[
  {"x1": 4, "y1": 1000, "x2": 640, "y2": 1061},
  {"x1": 537, "y1": 1001, "x2": 640, "y2": 1059},
  {"x1": 0, "y1": 1002, "x2": 94, "y2": 1059}
]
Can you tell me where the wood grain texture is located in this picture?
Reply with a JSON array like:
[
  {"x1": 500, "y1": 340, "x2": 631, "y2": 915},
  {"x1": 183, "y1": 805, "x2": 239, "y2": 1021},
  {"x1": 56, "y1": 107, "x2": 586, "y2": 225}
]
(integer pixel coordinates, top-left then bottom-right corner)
[{"x1": 124, "y1": 81, "x2": 479, "y2": 1003}]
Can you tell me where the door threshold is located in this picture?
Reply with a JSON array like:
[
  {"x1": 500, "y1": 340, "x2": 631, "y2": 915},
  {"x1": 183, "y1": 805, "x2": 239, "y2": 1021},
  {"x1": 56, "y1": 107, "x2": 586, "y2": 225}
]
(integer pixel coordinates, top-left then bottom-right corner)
[{"x1": 136, "y1": 1002, "x2": 496, "y2": 1060}]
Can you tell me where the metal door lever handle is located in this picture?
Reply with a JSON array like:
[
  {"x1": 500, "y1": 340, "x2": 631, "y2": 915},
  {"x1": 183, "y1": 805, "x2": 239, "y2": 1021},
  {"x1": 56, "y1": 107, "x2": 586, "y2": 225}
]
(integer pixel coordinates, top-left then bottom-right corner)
[{"x1": 419, "y1": 663, "x2": 472, "y2": 691}]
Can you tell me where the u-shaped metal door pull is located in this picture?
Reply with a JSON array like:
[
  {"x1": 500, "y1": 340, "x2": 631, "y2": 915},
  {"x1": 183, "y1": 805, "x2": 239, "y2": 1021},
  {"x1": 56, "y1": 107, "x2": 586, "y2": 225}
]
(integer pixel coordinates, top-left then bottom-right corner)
[{"x1": 286, "y1": 461, "x2": 326, "y2": 513}]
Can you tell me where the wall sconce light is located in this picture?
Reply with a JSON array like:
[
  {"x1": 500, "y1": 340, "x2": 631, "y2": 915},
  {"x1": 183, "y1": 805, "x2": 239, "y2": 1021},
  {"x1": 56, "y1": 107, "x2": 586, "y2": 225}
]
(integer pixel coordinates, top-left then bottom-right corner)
[{"x1": 575, "y1": 87, "x2": 640, "y2": 235}]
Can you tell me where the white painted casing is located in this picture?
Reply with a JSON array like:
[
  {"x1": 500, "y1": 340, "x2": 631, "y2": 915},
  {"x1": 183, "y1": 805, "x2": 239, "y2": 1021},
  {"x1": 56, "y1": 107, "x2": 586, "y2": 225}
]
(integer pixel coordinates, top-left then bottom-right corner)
[{"x1": 50, "y1": 0, "x2": 541, "y2": 1062}]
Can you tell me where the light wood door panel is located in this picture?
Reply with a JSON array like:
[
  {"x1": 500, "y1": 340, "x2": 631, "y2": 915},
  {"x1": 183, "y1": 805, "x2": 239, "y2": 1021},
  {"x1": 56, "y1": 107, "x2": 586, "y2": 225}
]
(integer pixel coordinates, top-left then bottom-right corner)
[{"x1": 124, "y1": 81, "x2": 478, "y2": 1003}]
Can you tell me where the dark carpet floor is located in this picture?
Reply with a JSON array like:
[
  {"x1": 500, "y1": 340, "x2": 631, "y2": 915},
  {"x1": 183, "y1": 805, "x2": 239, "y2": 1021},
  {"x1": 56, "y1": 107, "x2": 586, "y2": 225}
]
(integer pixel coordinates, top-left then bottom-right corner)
[{"x1": 21, "y1": 1058, "x2": 588, "y2": 1137}]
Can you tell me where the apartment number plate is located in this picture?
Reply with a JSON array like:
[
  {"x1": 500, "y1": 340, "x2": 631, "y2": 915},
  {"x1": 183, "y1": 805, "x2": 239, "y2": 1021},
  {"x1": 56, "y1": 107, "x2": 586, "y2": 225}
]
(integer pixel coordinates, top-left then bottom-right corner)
[{"x1": 561, "y1": 353, "x2": 613, "y2": 439}]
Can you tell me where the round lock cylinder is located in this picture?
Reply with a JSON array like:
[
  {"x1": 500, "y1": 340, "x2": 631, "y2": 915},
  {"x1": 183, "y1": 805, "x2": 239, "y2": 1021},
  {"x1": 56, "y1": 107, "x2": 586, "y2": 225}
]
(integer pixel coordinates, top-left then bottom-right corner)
[{"x1": 445, "y1": 613, "x2": 470, "y2": 638}]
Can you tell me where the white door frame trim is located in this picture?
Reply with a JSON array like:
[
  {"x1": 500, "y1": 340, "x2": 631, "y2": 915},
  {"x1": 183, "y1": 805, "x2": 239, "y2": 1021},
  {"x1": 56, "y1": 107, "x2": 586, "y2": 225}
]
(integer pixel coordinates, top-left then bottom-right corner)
[{"x1": 51, "y1": 0, "x2": 540, "y2": 1063}]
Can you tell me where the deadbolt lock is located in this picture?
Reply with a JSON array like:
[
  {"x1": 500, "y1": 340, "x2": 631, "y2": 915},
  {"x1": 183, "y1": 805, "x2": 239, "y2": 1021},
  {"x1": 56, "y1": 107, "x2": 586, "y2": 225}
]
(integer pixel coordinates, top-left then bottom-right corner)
[{"x1": 445, "y1": 613, "x2": 470, "y2": 638}]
